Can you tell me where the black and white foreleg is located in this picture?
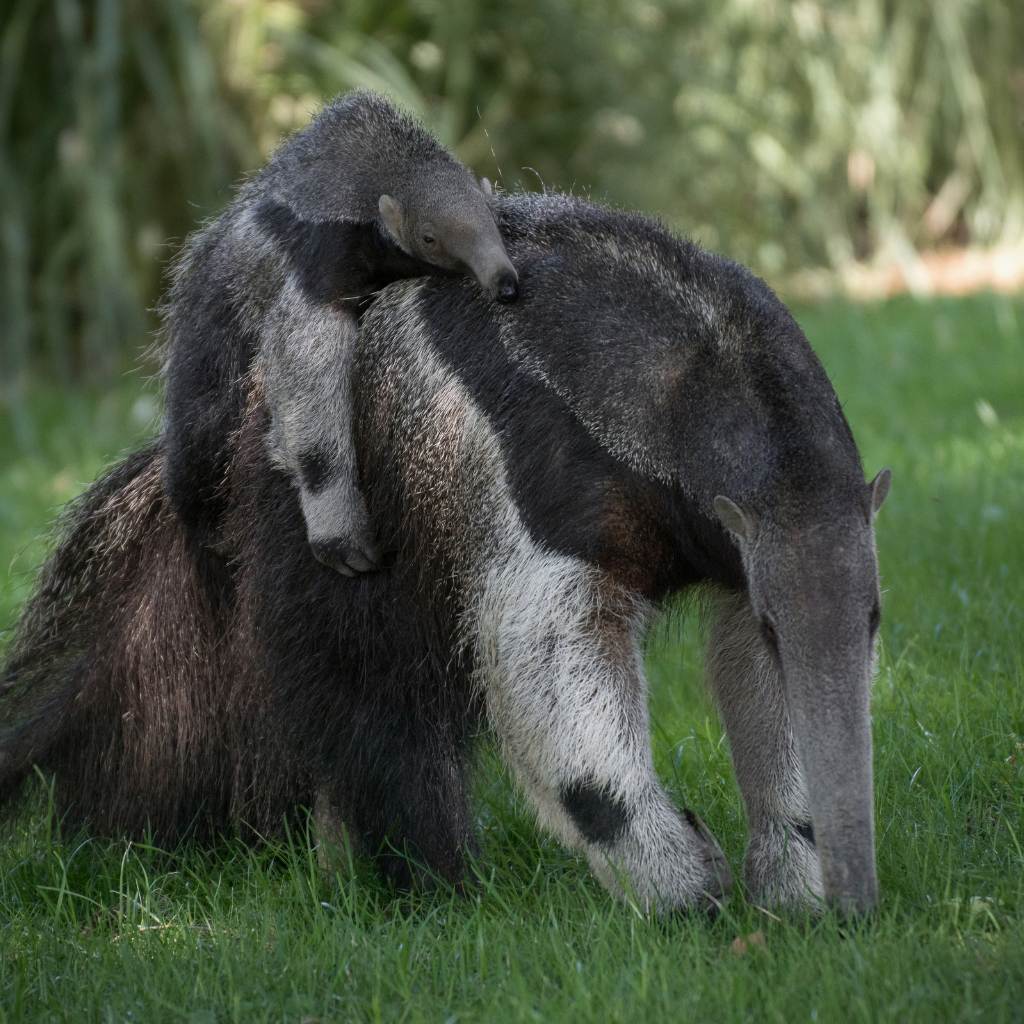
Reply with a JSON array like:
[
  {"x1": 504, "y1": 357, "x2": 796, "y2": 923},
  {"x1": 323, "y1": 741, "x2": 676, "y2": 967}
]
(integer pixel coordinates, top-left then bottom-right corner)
[
  {"x1": 473, "y1": 550, "x2": 732, "y2": 913},
  {"x1": 706, "y1": 588, "x2": 824, "y2": 910},
  {"x1": 262, "y1": 278, "x2": 380, "y2": 575}
]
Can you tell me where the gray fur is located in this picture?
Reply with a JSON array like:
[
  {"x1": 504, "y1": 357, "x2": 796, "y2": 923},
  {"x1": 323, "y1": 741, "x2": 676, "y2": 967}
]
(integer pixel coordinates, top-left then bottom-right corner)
[
  {"x1": 260, "y1": 275, "x2": 372, "y2": 574},
  {"x1": 162, "y1": 90, "x2": 517, "y2": 574},
  {"x1": 707, "y1": 589, "x2": 823, "y2": 909},
  {"x1": 351, "y1": 286, "x2": 733, "y2": 911},
  {"x1": 255, "y1": 91, "x2": 517, "y2": 292}
]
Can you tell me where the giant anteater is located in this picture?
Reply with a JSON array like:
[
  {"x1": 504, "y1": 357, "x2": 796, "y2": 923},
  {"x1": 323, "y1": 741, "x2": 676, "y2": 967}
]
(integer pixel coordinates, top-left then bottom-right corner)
[{"x1": 0, "y1": 192, "x2": 889, "y2": 914}]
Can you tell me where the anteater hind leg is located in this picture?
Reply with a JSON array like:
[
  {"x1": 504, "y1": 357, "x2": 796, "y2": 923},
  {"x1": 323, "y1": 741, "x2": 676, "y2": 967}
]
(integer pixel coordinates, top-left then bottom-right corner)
[
  {"x1": 706, "y1": 588, "x2": 824, "y2": 910},
  {"x1": 320, "y1": 708, "x2": 477, "y2": 890},
  {"x1": 262, "y1": 276, "x2": 381, "y2": 576},
  {"x1": 474, "y1": 555, "x2": 732, "y2": 913}
]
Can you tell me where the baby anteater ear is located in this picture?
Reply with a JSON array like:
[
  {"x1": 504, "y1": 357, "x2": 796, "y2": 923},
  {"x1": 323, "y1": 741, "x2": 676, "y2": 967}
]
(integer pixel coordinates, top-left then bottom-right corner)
[
  {"x1": 868, "y1": 468, "x2": 892, "y2": 517},
  {"x1": 713, "y1": 495, "x2": 755, "y2": 545},
  {"x1": 378, "y1": 194, "x2": 404, "y2": 242}
]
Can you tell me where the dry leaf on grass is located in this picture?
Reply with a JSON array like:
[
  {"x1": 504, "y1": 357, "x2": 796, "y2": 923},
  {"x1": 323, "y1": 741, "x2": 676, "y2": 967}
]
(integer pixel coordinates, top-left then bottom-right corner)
[{"x1": 730, "y1": 930, "x2": 767, "y2": 956}]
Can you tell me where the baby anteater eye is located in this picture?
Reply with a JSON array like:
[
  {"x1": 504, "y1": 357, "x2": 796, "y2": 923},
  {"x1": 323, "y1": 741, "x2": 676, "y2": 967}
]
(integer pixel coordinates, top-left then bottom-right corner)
[{"x1": 760, "y1": 616, "x2": 779, "y2": 650}]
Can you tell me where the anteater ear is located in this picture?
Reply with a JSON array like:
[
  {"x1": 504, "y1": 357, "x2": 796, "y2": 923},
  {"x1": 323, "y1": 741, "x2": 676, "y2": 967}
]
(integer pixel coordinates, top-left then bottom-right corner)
[
  {"x1": 713, "y1": 495, "x2": 754, "y2": 544},
  {"x1": 868, "y1": 468, "x2": 892, "y2": 516},
  {"x1": 378, "y1": 194, "x2": 404, "y2": 239},
  {"x1": 480, "y1": 176, "x2": 494, "y2": 196}
]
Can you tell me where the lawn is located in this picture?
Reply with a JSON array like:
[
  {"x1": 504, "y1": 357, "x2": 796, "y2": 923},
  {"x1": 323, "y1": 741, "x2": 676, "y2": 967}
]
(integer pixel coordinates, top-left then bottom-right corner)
[{"x1": 1, "y1": 294, "x2": 1022, "y2": 1022}]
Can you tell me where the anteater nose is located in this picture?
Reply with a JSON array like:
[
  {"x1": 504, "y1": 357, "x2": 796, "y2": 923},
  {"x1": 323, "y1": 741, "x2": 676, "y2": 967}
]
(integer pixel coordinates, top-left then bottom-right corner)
[{"x1": 494, "y1": 272, "x2": 519, "y2": 304}]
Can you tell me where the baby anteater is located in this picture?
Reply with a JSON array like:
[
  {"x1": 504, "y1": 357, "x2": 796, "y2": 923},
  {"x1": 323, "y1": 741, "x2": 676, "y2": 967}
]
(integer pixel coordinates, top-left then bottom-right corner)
[{"x1": 162, "y1": 90, "x2": 518, "y2": 574}]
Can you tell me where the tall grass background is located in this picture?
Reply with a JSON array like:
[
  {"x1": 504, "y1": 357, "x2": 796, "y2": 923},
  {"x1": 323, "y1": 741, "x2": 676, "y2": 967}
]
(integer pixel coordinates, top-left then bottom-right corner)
[{"x1": 2, "y1": 0, "x2": 1022, "y2": 399}]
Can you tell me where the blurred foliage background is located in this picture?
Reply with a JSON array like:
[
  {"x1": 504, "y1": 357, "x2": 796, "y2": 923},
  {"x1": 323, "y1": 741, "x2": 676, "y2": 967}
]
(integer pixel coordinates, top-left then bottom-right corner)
[{"x1": 1, "y1": 0, "x2": 1023, "y2": 398}]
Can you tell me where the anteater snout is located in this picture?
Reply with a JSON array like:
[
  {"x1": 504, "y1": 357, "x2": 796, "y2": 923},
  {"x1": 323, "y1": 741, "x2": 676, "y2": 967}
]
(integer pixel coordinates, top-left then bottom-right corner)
[{"x1": 491, "y1": 269, "x2": 519, "y2": 304}]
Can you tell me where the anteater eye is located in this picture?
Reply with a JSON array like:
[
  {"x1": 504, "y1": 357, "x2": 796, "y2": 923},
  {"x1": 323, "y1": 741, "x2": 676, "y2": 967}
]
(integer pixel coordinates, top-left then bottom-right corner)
[
  {"x1": 760, "y1": 616, "x2": 779, "y2": 649},
  {"x1": 422, "y1": 232, "x2": 436, "y2": 245}
]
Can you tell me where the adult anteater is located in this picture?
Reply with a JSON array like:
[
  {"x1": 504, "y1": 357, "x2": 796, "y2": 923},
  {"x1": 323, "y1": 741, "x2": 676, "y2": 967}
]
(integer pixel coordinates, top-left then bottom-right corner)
[{"x1": 0, "y1": 192, "x2": 889, "y2": 915}]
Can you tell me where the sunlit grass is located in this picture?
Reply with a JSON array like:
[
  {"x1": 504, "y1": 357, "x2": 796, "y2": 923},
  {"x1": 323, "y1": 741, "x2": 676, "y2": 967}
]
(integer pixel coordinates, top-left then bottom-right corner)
[{"x1": 1, "y1": 294, "x2": 1023, "y2": 1021}]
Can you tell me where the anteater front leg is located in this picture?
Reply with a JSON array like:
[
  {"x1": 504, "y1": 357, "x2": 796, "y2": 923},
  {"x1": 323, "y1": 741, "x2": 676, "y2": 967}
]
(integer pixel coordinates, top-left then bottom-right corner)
[
  {"x1": 262, "y1": 276, "x2": 381, "y2": 576},
  {"x1": 706, "y1": 588, "x2": 824, "y2": 910},
  {"x1": 473, "y1": 553, "x2": 732, "y2": 913}
]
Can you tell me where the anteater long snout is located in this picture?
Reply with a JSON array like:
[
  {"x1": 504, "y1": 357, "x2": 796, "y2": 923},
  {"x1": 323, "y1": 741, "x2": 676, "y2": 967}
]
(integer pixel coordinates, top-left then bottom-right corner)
[
  {"x1": 472, "y1": 247, "x2": 519, "y2": 303},
  {"x1": 455, "y1": 227, "x2": 519, "y2": 304},
  {"x1": 786, "y1": 645, "x2": 879, "y2": 915},
  {"x1": 490, "y1": 266, "x2": 519, "y2": 303}
]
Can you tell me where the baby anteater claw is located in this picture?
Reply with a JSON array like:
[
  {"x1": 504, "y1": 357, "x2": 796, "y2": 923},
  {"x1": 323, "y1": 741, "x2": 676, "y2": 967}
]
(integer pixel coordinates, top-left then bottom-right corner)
[{"x1": 310, "y1": 536, "x2": 383, "y2": 577}]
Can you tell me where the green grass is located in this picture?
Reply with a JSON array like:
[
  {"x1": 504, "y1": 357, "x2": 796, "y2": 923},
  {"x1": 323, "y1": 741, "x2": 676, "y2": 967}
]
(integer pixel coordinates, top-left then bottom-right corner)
[{"x1": 1, "y1": 294, "x2": 1023, "y2": 1022}]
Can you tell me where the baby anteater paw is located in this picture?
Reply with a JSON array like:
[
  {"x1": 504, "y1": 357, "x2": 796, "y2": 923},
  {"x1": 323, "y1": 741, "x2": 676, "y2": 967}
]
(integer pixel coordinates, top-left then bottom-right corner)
[
  {"x1": 300, "y1": 478, "x2": 383, "y2": 577},
  {"x1": 309, "y1": 532, "x2": 383, "y2": 577}
]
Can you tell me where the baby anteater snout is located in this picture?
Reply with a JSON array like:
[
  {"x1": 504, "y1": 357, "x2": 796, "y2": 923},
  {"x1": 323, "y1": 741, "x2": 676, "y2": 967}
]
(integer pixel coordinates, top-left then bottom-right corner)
[{"x1": 492, "y1": 269, "x2": 519, "y2": 303}]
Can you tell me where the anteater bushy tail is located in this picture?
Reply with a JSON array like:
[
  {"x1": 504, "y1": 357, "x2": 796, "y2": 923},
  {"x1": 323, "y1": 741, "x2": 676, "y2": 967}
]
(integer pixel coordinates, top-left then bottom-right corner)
[
  {"x1": 1, "y1": 445, "x2": 163, "y2": 807},
  {"x1": 0, "y1": 441, "x2": 305, "y2": 838}
]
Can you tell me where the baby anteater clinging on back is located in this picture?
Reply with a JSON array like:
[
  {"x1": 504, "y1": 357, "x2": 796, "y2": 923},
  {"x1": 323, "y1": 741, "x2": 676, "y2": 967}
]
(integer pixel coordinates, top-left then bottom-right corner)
[{"x1": 162, "y1": 90, "x2": 518, "y2": 574}]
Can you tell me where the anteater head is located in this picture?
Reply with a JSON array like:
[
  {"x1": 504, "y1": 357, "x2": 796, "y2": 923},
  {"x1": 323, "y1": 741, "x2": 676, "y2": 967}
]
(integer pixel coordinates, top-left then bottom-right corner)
[
  {"x1": 714, "y1": 469, "x2": 891, "y2": 915},
  {"x1": 378, "y1": 174, "x2": 519, "y2": 304}
]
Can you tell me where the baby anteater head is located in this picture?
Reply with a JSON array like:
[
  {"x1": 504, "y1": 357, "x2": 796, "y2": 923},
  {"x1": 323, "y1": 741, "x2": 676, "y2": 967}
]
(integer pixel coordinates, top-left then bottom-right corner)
[
  {"x1": 260, "y1": 90, "x2": 519, "y2": 303},
  {"x1": 378, "y1": 174, "x2": 518, "y2": 303}
]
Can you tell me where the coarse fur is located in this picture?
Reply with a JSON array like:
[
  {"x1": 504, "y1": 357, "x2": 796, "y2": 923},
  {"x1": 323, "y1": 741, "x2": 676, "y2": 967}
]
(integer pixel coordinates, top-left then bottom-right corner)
[
  {"x1": 162, "y1": 89, "x2": 516, "y2": 576},
  {"x1": 2, "y1": 192, "x2": 888, "y2": 914}
]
